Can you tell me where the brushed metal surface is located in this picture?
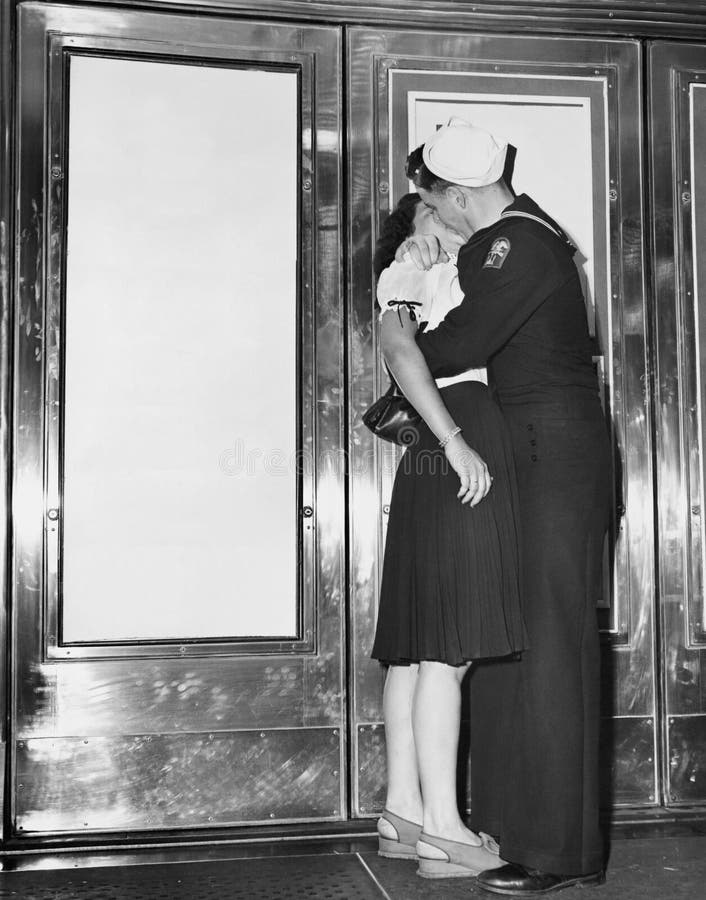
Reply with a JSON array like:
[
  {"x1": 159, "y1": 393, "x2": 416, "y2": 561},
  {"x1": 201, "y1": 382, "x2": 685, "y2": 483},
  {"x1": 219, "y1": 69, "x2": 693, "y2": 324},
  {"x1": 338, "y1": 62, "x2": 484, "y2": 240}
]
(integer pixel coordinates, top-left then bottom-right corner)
[
  {"x1": 13, "y1": 3, "x2": 345, "y2": 835},
  {"x1": 355, "y1": 724, "x2": 385, "y2": 818},
  {"x1": 14, "y1": 728, "x2": 342, "y2": 832},
  {"x1": 599, "y1": 716, "x2": 658, "y2": 807},
  {"x1": 667, "y1": 715, "x2": 706, "y2": 804},
  {"x1": 347, "y1": 27, "x2": 656, "y2": 816},
  {"x1": 41, "y1": 0, "x2": 706, "y2": 40},
  {"x1": 650, "y1": 41, "x2": 706, "y2": 807}
]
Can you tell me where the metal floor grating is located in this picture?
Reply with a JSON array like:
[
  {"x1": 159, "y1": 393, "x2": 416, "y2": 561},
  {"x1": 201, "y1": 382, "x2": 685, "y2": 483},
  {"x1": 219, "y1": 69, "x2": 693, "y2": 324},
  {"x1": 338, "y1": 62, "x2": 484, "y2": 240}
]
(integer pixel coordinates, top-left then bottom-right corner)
[{"x1": 0, "y1": 855, "x2": 385, "y2": 900}]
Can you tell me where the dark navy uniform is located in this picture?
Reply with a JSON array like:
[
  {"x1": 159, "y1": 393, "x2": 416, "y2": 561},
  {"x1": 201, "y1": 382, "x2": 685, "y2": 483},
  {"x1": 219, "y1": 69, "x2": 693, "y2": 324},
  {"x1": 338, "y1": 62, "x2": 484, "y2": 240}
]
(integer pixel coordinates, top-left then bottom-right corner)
[{"x1": 416, "y1": 194, "x2": 611, "y2": 876}]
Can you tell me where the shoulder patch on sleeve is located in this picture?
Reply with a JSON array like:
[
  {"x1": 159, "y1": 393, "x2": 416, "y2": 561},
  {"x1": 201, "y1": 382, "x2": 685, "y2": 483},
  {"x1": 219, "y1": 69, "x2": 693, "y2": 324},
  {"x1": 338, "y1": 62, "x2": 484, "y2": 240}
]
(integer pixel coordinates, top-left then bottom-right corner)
[{"x1": 483, "y1": 237, "x2": 511, "y2": 269}]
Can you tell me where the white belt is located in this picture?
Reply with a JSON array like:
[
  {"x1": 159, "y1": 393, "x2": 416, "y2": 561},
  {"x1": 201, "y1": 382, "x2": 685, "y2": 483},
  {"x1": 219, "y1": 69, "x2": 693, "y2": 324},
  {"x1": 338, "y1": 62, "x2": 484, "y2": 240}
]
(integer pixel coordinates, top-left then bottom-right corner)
[{"x1": 436, "y1": 368, "x2": 488, "y2": 389}]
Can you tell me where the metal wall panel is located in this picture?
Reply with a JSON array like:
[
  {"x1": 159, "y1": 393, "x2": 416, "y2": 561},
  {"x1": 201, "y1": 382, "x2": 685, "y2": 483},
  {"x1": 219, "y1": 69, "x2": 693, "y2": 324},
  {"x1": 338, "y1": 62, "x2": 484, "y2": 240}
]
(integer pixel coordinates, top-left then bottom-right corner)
[
  {"x1": 348, "y1": 27, "x2": 655, "y2": 816},
  {"x1": 12, "y1": 3, "x2": 344, "y2": 836},
  {"x1": 15, "y1": 728, "x2": 341, "y2": 833},
  {"x1": 36, "y1": 0, "x2": 706, "y2": 42},
  {"x1": 650, "y1": 41, "x2": 706, "y2": 807}
]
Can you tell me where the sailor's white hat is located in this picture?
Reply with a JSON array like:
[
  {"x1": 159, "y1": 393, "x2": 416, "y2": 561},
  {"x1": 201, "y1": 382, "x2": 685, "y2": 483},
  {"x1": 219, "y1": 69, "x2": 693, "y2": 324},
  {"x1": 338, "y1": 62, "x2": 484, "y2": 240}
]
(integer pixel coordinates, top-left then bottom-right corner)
[{"x1": 422, "y1": 117, "x2": 508, "y2": 187}]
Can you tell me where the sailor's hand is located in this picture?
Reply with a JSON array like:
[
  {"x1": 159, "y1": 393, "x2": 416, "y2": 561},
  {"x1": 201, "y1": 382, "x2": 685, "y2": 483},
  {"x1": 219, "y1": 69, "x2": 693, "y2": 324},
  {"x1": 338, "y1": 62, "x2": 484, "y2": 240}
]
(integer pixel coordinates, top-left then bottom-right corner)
[{"x1": 395, "y1": 234, "x2": 449, "y2": 270}]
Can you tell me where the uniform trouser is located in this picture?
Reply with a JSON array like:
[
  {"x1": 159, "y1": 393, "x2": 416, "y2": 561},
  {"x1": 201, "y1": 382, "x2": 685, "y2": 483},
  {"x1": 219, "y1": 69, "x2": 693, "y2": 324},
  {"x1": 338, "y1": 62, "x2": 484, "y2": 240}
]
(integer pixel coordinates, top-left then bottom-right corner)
[{"x1": 469, "y1": 406, "x2": 611, "y2": 876}]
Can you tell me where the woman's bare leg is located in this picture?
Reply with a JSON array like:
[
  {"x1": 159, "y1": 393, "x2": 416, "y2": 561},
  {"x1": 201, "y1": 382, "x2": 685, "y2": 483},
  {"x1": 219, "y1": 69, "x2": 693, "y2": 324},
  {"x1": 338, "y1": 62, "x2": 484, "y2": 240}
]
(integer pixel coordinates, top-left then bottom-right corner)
[
  {"x1": 413, "y1": 660, "x2": 480, "y2": 844},
  {"x1": 379, "y1": 663, "x2": 423, "y2": 839}
]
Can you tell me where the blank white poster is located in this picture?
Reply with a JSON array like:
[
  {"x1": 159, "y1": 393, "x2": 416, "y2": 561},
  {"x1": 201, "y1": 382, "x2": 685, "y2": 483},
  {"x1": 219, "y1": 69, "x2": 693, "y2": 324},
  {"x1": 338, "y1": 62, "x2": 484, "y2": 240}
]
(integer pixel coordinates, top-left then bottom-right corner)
[{"x1": 62, "y1": 56, "x2": 298, "y2": 641}]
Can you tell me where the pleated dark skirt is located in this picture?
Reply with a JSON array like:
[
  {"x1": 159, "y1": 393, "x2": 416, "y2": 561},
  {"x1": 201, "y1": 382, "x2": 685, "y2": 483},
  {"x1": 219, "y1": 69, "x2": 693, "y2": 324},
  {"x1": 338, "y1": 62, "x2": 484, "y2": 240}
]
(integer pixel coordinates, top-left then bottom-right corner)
[{"x1": 371, "y1": 381, "x2": 526, "y2": 666}]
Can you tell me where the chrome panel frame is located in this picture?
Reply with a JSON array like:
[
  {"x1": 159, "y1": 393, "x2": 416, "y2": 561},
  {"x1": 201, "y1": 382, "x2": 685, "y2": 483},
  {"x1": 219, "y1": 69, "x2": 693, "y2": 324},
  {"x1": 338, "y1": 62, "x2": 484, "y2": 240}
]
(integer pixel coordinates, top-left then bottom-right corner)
[
  {"x1": 0, "y1": 0, "x2": 15, "y2": 848},
  {"x1": 19, "y1": 5, "x2": 325, "y2": 662},
  {"x1": 13, "y1": 3, "x2": 345, "y2": 835},
  {"x1": 33, "y1": 0, "x2": 706, "y2": 41},
  {"x1": 650, "y1": 41, "x2": 706, "y2": 807},
  {"x1": 42, "y1": 35, "x2": 314, "y2": 661},
  {"x1": 663, "y1": 62, "x2": 706, "y2": 653},
  {"x1": 348, "y1": 28, "x2": 655, "y2": 816}
]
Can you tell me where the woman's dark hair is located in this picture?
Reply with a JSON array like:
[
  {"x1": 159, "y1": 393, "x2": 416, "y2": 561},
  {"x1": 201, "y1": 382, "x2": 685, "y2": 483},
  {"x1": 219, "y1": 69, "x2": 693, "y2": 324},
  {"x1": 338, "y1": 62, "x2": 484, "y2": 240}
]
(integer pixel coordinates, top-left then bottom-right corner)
[
  {"x1": 373, "y1": 192, "x2": 423, "y2": 280},
  {"x1": 405, "y1": 144, "x2": 455, "y2": 193}
]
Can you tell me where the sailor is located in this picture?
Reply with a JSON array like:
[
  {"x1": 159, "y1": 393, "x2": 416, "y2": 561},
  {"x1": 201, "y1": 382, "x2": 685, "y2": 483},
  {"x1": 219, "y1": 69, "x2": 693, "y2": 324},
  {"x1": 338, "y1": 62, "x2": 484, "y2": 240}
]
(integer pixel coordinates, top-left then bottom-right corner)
[{"x1": 403, "y1": 116, "x2": 611, "y2": 895}]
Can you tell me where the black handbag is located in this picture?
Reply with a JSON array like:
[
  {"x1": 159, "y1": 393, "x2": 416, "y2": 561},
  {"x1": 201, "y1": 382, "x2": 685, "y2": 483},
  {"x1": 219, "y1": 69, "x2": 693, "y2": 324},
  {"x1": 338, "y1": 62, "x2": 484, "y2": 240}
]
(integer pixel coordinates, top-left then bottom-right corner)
[{"x1": 362, "y1": 375, "x2": 422, "y2": 446}]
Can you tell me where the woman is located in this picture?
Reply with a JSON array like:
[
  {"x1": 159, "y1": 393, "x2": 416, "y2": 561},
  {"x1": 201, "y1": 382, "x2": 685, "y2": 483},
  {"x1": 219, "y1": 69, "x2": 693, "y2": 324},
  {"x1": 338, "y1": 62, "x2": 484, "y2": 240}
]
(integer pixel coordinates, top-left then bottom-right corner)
[{"x1": 371, "y1": 193, "x2": 526, "y2": 879}]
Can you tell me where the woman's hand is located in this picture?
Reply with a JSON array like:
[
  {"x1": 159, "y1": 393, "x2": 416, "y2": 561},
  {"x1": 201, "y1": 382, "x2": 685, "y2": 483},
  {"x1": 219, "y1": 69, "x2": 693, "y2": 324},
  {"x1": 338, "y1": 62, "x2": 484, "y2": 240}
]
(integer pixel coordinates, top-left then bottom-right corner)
[
  {"x1": 444, "y1": 433, "x2": 493, "y2": 506},
  {"x1": 395, "y1": 234, "x2": 449, "y2": 270}
]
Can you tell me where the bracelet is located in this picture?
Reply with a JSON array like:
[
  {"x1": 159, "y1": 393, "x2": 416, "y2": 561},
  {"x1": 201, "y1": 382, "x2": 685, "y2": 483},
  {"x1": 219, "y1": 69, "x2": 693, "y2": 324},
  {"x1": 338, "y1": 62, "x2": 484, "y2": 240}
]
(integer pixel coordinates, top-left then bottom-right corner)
[{"x1": 438, "y1": 426, "x2": 462, "y2": 448}]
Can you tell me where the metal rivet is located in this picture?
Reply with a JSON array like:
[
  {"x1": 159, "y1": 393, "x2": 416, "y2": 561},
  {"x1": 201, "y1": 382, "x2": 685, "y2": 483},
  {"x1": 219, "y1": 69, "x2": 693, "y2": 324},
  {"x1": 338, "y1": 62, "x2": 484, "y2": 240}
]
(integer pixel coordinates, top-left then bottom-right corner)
[
  {"x1": 179, "y1": 646, "x2": 186, "y2": 655},
  {"x1": 303, "y1": 179, "x2": 312, "y2": 191},
  {"x1": 379, "y1": 182, "x2": 389, "y2": 194},
  {"x1": 302, "y1": 506, "x2": 314, "y2": 518},
  {"x1": 383, "y1": 505, "x2": 390, "y2": 515},
  {"x1": 260, "y1": 732, "x2": 266, "y2": 738},
  {"x1": 682, "y1": 192, "x2": 691, "y2": 203},
  {"x1": 692, "y1": 506, "x2": 700, "y2": 516},
  {"x1": 51, "y1": 166, "x2": 62, "y2": 179},
  {"x1": 333, "y1": 729, "x2": 339, "y2": 737},
  {"x1": 47, "y1": 508, "x2": 59, "y2": 521},
  {"x1": 270, "y1": 812, "x2": 275, "y2": 818},
  {"x1": 609, "y1": 189, "x2": 618, "y2": 201}
]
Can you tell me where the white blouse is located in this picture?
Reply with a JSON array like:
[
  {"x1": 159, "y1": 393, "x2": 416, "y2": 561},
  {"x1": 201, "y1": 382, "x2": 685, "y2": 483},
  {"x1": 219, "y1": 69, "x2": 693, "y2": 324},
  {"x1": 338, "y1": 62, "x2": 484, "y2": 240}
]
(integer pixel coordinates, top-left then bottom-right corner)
[{"x1": 377, "y1": 257, "x2": 487, "y2": 388}]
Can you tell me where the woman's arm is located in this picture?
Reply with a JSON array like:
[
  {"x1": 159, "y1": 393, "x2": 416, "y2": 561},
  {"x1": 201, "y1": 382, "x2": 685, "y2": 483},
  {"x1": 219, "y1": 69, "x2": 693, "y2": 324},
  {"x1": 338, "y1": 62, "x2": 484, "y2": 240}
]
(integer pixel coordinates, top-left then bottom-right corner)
[{"x1": 380, "y1": 311, "x2": 492, "y2": 506}]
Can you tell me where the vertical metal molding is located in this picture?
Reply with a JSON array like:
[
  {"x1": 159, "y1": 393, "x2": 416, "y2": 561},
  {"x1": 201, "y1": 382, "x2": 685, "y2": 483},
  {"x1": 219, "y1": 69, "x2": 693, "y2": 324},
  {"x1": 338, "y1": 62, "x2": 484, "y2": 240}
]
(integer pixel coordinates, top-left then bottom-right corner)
[
  {"x1": 649, "y1": 40, "x2": 706, "y2": 808},
  {"x1": 0, "y1": 0, "x2": 17, "y2": 846}
]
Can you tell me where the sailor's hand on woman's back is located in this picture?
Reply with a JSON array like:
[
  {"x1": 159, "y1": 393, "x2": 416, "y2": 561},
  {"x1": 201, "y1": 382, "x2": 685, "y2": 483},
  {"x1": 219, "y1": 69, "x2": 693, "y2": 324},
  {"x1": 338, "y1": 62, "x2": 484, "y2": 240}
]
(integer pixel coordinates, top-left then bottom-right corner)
[{"x1": 395, "y1": 233, "x2": 449, "y2": 270}]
